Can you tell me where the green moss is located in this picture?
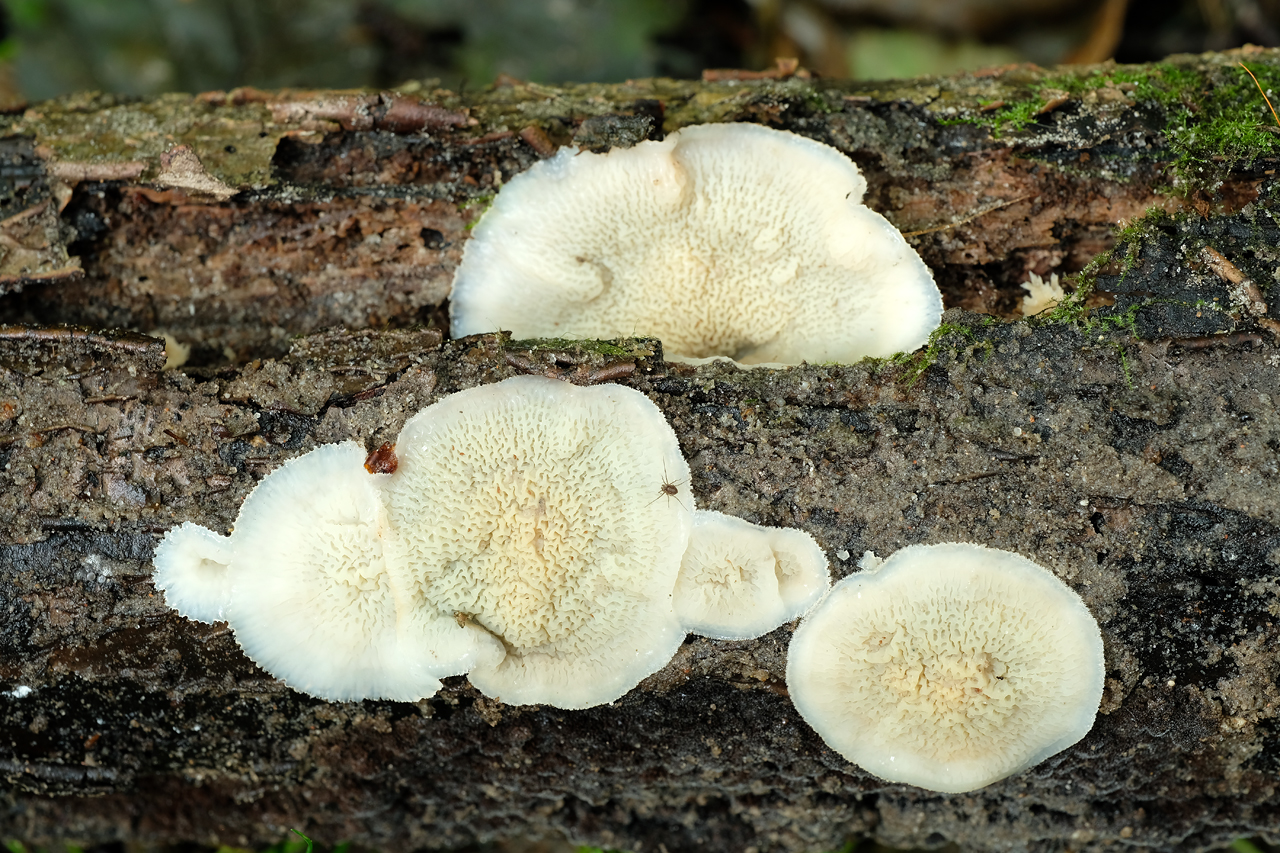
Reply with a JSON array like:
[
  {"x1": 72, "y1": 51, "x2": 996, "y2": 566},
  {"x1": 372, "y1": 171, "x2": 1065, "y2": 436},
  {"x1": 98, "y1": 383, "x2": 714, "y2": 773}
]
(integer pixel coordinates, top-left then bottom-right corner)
[
  {"x1": 499, "y1": 335, "x2": 659, "y2": 359},
  {"x1": 1037, "y1": 203, "x2": 1180, "y2": 328},
  {"x1": 945, "y1": 97, "x2": 1039, "y2": 136},
  {"x1": 802, "y1": 88, "x2": 840, "y2": 115},
  {"x1": 460, "y1": 194, "x2": 496, "y2": 229},
  {"x1": 945, "y1": 56, "x2": 1280, "y2": 188},
  {"x1": 1110, "y1": 341, "x2": 1135, "y2": 388},
  {"x1": 1035, "y1": 281, "x2": 1091, "y2": 326},
  {"x1": 1139, "y1": 59, "x2": 1280, "y2": 188},
  {"x1": 871, "y1": 320, "x2": 994, "y2": 386}
]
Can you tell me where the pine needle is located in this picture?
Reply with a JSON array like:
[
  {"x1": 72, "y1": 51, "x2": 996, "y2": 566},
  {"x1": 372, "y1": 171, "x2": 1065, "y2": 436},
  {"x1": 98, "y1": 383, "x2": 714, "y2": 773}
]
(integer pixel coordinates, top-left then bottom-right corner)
[{"x1": 1239, "y1": 62, "x2": 1280, "y2": 128}]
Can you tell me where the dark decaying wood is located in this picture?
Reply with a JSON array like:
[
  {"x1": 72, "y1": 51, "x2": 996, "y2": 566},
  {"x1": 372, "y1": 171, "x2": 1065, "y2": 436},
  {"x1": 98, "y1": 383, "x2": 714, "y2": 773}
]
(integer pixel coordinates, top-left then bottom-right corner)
[{"x1": 0, "y1": 48, "x2": 1279, "y2": 853}]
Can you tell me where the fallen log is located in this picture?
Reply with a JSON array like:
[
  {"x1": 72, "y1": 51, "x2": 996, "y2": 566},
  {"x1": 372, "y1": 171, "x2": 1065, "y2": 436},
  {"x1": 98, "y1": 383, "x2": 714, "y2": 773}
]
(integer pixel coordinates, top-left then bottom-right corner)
[{"x1": 0, "y1": 47, "x2": 1279, "y2": 853}]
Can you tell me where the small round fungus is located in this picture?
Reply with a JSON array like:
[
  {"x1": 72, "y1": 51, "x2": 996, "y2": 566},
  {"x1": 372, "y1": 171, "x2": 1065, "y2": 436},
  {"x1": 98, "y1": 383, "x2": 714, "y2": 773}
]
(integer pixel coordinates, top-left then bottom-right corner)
[
  {"x1": 450, "y1": 123, "x2": 942, "y2": 366},
  {"x1": 384, "y1": 376, "x2": 694, "y2": 709},
  {"x1": 786, "y1": 542, "x2": 1104, "y2": 793},
  {"x1": 674, "y1": 510, "x2": 830, "y2": 640}
]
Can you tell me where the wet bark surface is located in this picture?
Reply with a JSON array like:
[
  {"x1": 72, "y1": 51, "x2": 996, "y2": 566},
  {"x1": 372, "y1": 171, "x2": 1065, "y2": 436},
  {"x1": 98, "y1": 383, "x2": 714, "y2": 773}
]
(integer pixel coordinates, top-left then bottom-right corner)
[{"x1": 0, "y1": 48, "x2": 1278, "y2": 853}]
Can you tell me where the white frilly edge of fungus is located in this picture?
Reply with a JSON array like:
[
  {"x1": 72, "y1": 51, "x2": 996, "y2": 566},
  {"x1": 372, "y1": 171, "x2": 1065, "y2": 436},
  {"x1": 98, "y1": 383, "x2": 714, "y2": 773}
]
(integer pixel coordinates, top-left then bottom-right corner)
[
  {"x1": 228, "y1": 441, "x2": 493, "y2": 703},
  {"x1": 152, "y1": 521, "x2": 234, "y2": 623},
  {"x1": 674, "y1": 510, "x2": 830, "y2": 640},
  {"x1": 153, "y1": 442, "x2": 495, "y2": 703},
  {"x1": 786, "y1": 542, "x2": 1105, "y2": 793}
]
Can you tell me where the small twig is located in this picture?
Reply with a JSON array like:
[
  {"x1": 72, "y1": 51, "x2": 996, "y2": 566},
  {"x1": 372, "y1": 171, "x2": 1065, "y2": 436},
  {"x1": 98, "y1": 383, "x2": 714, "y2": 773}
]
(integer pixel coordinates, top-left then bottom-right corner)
[
  {"x1": 1239, "y1": 62, "x2": 1280, "y2": 128},
  {"x1": 1201, "y1": 246, "x2": 1247, "y2": 284},
  {"x1": 585, "y1": 362, "x2": 635, "y2": 384},
  {"x1": 37, "y1": 424, "x2": 94, "y2": 435},
  {"x1": 1166, "y1": 332, "x2": 1264, "y2": 349},
  {"x1": 902, "y1": 194, "x2": 1036, "y2": 237},
  {"x1": 1202, "y1": 245, "x2": 1271, "y2": 316}
]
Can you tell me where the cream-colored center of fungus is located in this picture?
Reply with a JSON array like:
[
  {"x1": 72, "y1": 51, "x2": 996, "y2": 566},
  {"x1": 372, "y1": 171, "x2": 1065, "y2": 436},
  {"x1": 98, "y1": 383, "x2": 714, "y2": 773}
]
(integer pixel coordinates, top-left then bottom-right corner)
[
  {"x1": 430, "y1": 457, "x2": 619, "y2": 648},
  {"x1": 674, "y1": 540, "x2": 775, "y2": 623},
  {"x1": 387, "y1": 403, "x2": 674, "y2": 655},
  {"x1": 831, "y1": 595, "x2": 1049, "y2": 763}
]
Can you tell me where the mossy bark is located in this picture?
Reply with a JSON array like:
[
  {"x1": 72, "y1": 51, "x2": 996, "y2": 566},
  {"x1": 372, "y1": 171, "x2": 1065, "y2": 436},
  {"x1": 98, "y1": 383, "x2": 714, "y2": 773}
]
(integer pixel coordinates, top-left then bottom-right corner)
[{"x1": 0, "y1": 48, "x2": 1279, "y2": 853}]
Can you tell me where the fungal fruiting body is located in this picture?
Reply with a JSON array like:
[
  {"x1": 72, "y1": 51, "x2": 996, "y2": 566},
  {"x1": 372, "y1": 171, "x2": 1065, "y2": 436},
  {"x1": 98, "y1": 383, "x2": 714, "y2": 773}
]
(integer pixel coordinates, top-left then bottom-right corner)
[
  {"x1": 1020, "y1": 272, "x2": 1066, "y2": 316},
  {"x1": 383, "y1": 377, "x2": 693, "y2": 709},
  {"x1": 786, "y1": 542, "x2": 1104, "y2": 793},
  {"x1": 674, "y1": 510, "x2": 830, "y2": 639},
  {"x1": 153, "y1": 376, "x2": 694, "y2": 708},
  {"x1": 449, "y1": 123, "x2": 942, "y2": 366}
]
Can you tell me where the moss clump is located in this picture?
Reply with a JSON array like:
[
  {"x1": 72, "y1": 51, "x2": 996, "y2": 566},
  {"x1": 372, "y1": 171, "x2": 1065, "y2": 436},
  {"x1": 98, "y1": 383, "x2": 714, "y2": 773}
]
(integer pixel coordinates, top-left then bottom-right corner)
[
  {"x1": 870, "y1": 319, "x2": 995, "y2": 386},
  {"x1": 1131, "y1": 59, "x2": 1280, "y2": 188},
  {"x1": 499, "y1": 335, "x2": 659, "y2": 359},
  {"x1": 946, "y1": 97, "x2": 1040, "y2": 136},
  {"x1": 945, "y1": 56, "x2": 1280, "y2": 190}
]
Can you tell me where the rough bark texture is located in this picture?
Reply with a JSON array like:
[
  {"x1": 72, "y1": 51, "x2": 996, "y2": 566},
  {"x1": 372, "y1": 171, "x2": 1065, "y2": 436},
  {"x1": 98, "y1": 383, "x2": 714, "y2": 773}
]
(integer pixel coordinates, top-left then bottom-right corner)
[{"x1": 0, "y1": 47, "x2": 1279, "y2": 853}]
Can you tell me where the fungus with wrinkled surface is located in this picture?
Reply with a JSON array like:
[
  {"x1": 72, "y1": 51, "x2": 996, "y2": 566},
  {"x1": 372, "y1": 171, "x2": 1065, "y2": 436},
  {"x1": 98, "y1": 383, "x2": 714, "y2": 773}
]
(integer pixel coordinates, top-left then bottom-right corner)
[
  {"x1": 674, "y1": 510, "x2": 830, "y2": 639},
  {"x1": 450, "y1": 123, "x2": 942, "y2": 366},
  {"x1": 786, "y1": 542, "x2": 1104, "y2": 793},
  {"x1": 383, "y1": 375, "x2": 694, "y2": 709},
  {"x1": 155, "y1": 378, "x2": 694, "y2": 708},
  {"x1": 153, "y1": 442, "x2": 495, "y2": 702}
]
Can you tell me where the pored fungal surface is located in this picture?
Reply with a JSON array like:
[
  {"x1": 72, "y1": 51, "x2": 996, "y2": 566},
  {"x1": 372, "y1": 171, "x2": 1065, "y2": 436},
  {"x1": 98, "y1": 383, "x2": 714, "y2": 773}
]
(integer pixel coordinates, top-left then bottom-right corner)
[
  {"x1": 383, "y1": 376, "x2": 694, "y2": 709},
  {"x1": 153, "y1": 377, "x2": 694, "y2": 708},
  {"x1": 450, "y1": 123, "x2": 941, "y2": 366},
  {"x1": 674, "y1": 510, "x2": 829, "y2": 640},
  {"x1": 786, "y1": 542, "x2": 1104, "y2": 793}
]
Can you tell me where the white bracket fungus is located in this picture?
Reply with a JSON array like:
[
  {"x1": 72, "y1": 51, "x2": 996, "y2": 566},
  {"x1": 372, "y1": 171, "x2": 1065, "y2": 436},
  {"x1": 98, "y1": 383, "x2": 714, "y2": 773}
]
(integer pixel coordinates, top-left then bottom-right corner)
[
  {"x1": 786, "y1": 542, "x2": 1105, "y2": 793},
  {"x1": 153, "y1": 376, "x2": 695, "y2": 709},
  {"x1": 450, "y1": 123, "x2": 942, "y2": 366},
  {"x1": 674, "y1": 510, "x2": 830, "y2": 640}
]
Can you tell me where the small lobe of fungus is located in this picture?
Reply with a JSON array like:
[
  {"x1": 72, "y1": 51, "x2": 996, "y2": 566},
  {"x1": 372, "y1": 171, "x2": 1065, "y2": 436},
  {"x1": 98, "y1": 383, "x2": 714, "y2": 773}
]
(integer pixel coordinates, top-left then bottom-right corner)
[{"x1": 364, "y1": 442, "x2": 398, "y2": 474}]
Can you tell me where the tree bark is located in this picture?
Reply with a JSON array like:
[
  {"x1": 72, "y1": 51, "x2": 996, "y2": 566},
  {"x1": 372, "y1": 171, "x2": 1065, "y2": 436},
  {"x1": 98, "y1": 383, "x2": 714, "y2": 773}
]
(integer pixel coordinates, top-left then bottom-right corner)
[{"x1": 0, "y1": 48, "x2": 1279, "y2": 853}]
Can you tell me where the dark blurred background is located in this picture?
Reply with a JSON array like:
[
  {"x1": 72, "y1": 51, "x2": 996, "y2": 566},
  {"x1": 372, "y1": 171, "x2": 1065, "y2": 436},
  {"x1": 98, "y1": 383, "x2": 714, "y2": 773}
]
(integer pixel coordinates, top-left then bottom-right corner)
[{"x1": 0, "y1": 0, "x2": 1278, "y2": 99}]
